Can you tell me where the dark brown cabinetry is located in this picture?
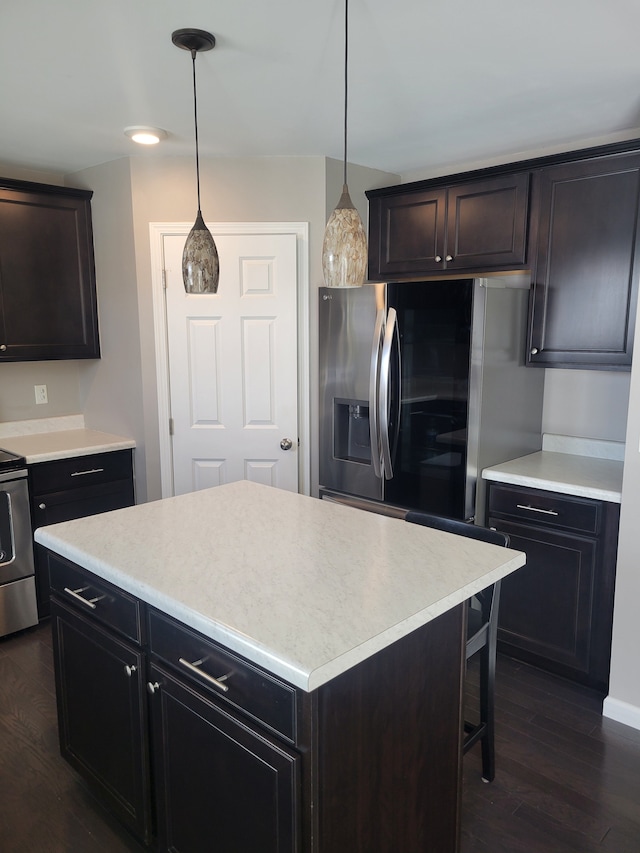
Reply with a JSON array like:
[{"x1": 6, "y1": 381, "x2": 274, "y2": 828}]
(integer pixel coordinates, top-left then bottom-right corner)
[
  {"x1": 30, "y1": 449, "x2": 135, "y2": 618},
  {"x1": 0, "y1": 178, "x2": 100, "y2": 361},
  {"x1": 147, "y1": 608, "x2": 300, "y2": 852},
  {"x1": 528, "y1": 153, "x2": 640, "y2": 370},
  {"x1": 49, "y1": 558, "x2": 152, "y2": 844},
  {"x1": 367, "y1": 172, "x2": 530, "y2": 279},
  {"x1": 45, "y1": 550, "x2": 466, "y2": 852},
  {"x1": 487, "y1": 482, "x2": 620, "y2": 691}
]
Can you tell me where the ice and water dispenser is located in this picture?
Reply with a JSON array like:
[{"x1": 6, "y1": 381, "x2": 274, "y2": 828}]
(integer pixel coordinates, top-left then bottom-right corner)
[{"x1": 333, "y1": 399, "x2": 371, "y2": 464}]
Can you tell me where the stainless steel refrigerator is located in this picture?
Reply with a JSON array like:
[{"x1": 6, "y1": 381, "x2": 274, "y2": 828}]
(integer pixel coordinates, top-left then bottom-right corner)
[{"x1": 319, "y1": 275, "x2": 544, "y2": 522}]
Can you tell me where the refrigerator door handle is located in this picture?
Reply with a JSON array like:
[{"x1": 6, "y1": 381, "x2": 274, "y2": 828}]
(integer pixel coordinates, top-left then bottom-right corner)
[
  {"x1": 379, "y1": 307, "x2": 398, "y2": 479},
  {"x1": 369, "y1": 308, "x2": 385, "y2": 479}
]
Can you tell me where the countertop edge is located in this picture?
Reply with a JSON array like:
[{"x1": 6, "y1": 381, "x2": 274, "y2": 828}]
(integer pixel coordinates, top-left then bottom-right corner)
[{"x1": 34, "y1": 526, "x2": 525, "y2": 693}]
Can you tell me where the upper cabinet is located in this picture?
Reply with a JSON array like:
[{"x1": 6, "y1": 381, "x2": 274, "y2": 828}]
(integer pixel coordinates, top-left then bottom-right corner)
[
  {"x1": 367, "y1": 172, "x2": 530, "y2": 279},
  {"x1": 0, "y1": 178, "x2": 100, "y2": 362},
  {"x1": 527, "y1": 153, "x2": 640, "y2": 370}
]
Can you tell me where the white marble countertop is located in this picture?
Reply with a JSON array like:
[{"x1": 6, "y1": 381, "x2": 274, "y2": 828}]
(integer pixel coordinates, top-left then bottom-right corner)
[
  {"x1": 482, "y1": 435, "x2": 624, "y2": 503},
  {"x1": 35, "y1": 481, "x2": 525, "y2": 692},
  {"x1": 0, "y1": 416, "x2": 135, "y2": 463}
]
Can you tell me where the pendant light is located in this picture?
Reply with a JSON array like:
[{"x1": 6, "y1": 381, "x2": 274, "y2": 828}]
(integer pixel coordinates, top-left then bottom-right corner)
[
  {"x1": 172, "y1": 28, "x2": 220, "y2": 294},
  {"x1": 322, "y1": 0, "x2": 368, "y2": 288}
]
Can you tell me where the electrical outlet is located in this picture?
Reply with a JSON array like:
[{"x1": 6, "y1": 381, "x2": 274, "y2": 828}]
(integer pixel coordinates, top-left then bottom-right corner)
[{"x1": 34, "y1": 384, "x2": 48, "y2": 405}]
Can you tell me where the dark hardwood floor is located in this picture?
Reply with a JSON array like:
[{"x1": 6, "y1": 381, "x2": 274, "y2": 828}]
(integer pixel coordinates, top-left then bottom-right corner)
[{"x1": 1, "y1": 621, "x2": 639, "y2": 852}]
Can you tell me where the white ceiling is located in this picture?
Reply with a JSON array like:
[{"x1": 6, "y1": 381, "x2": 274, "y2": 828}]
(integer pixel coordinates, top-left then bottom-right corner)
[{"x1": 3, "y1": 0, "x2": 640, "y2": 179}]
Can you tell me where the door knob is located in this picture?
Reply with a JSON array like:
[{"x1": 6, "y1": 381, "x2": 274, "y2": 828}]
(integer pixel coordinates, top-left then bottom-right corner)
[{"x1": 280, "y1": 438, "x2": 293, "y2": 451}]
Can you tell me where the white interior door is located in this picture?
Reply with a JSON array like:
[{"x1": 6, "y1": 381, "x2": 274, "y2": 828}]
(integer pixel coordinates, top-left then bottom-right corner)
[{"x1": 164, "y1": 231, "x2": 299, "y2": 495}]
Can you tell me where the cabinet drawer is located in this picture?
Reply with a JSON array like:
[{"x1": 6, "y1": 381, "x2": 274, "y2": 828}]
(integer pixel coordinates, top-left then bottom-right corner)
[
  {"x1": 488, "y1": 484, "x2": 601, "y2": 534},
  {"x1": 30, "y1": 450, "x2": 133, "y2": 495},
  {"x1": 48, "y1": 554, "x2": 142, "y2": 644},
  {"x1": 148, "y1": 609, "x2": 297, "y2": 743}
]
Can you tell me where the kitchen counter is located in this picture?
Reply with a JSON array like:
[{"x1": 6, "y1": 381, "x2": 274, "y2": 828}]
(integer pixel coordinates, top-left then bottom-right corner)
[
  {"x1": 35, "y1": 480, "x2": 524, "y2": 691},
  {"x1": 482, "y1": 433, "x2": 624, "y2": 503},
  {"x1": 0, "y1": 415, "x2": 135, "y2": 463}
]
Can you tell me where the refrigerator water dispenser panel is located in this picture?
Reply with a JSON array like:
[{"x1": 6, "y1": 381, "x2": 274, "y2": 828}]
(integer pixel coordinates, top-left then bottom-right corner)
[{"x1": 334, "y1": 399, "x2": 371, "y2": 464}]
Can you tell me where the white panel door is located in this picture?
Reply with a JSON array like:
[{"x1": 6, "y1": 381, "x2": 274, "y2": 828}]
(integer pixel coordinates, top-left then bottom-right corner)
[{"x1": 164, "y1": 232, "x2": 299, "y2": 495}]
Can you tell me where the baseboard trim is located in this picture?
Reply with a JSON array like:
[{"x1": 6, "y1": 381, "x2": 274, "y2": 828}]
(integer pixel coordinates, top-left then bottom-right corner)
[{"x1": 603, "y1": 696, "x2": 640, "y2": 731}]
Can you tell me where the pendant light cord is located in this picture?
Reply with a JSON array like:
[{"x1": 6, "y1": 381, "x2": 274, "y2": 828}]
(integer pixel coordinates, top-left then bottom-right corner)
[
  {"x1": 191, "y1": 49, "x2": 202, "y2": 214},
  {"x1": 343, "y1": 0, "x2": 349, "y2": 188}
]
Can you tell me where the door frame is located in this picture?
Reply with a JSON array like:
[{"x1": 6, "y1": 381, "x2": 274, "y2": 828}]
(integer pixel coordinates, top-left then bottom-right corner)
[{"x1": 149, "y1": 221, "x2": 311, "y2": 499}]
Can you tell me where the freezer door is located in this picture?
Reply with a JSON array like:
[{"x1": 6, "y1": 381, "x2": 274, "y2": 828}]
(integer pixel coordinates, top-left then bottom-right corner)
[{"x1": 319, "y1": 285, "x2": 385, "y2": 500}]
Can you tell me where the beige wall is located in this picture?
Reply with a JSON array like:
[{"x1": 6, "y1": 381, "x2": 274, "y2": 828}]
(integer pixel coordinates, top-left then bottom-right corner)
[
  {"x1": 608, "y1": 318, "x2": 640, "y2": 718},
  {"x1": 542, "y1": 369, "x2": 630, "y2": 442}
]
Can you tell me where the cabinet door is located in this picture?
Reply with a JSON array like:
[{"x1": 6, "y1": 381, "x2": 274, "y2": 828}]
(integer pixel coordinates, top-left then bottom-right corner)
[
  {"x1": 0, "y1": 183, "x2": 100, "y2": 361},
  {"x1": 149, "y1": 663, "x2": 300, "y2": 853},
  {"x1": 51, "y1": 599, "x2": 152, "y2": 844},
  {"x1": 368, "y1": 188, "x2": 447, "y2": 277},
  {"x1": 490, "y1": 517, "x2": 598, "y2": 684},
  {"x1": 528, "y1": 154, "x2": 640, "y2": 369},
  {"x1": 446, "y1": 173, "x2": 529, "y2": 270}
]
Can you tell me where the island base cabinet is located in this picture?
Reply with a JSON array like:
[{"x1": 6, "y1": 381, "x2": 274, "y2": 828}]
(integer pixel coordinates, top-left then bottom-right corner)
[
  {"x1": 50, "y1": 599, "x2": 152, "y2": 845},
  {"x1": 148, "y1": 663, "x2": 300, "y2": 853}
]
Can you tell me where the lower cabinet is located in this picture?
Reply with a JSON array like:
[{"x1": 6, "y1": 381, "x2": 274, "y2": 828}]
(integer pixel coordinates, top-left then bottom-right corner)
[
  {"x1": 487, "y1": 482, "x2": 620, "y2": 691},
  {"x1": 47, "y1": 549, "x2": 466, "y2": 853},
  {"x1": 149, "y1": 663, "x2": 299, "y2": 852},
  {"x1": 31, "y1": 449, "x2": 135, "y2": 618},
  {"x1": 50, "y1": 598, "x2": 152, "y2": 844}
]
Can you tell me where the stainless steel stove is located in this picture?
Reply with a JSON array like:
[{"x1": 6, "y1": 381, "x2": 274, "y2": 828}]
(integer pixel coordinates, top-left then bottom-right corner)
[{"x1": 0, "y1": 448, "x2": 38, "y2": 636}]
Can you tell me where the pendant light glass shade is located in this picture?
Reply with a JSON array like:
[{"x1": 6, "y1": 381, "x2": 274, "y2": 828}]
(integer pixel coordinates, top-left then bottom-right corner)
[
  {"x1": 322, "y1": 184, "x2": 367, "y2": 288},
  {"x1": 172, "y1": 28, "x2": 220, "y2": 294},
  {"x1": 183, "y1": 210, "x2": 220, "y2": 293},
  {"x1": 322, "y1": 0, "x2": 367, "y2": 288}
]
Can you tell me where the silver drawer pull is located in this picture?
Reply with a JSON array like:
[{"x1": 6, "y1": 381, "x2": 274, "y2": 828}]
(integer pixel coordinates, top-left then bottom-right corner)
[
  {"x1": 63, "y1": 586, "x2": 105, "y2": 609},
  {"x1": 516, "y1": 504, "x2": 559, "y2": 516},
  {"x1": 178, "y1": 657, "x2": 231, "y2": 693},
  {"x1": 70, "y1": 467, "x2": 105, "y2": 477}
]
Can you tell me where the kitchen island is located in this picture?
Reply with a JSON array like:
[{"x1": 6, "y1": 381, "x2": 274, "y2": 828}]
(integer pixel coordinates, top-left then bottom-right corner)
[{"x1": 35, "y1": 481, "x2": 525, "y2": 852}]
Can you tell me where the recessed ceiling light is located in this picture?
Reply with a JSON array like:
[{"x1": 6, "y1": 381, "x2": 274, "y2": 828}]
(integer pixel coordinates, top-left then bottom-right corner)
[{"x1": 124, "y1": 126, "x2": 168, "y2": 145}]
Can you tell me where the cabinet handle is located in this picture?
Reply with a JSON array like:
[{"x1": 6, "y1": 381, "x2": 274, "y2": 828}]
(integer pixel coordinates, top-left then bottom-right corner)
[
  {"x1": 445, "y1": 254, "x2": 453, "y2": 262},
  {"x1": 0, "y1": 344, "x2": 6, "y2": 352},
  {"x1": 124, "y1": 664, "x2": 137, "y2": 677},
  {"x1": 530, "y1": 347, "x2": 539, "y2": 355},
  {"x1": 435, "y1": 255, "x2": 442, "y2": 263},
  {"x1": 38, "y1": 503, "x2": 46, "y2": 510},
  {"x1": 178, "y1": 657, "x2": 231, "y2": 693},
  {"x1": 516, "y1": 503, "x2": 559, "y2": 516},
  {"x1": 70, "y1": 467, "x2": 105, "y2": 477},
  {"x1": 63, "y1": 586, "x2": 105, "y2": 609},
  {"x1": 147, "y1": 681, "x2": 161, "y2": 694}
]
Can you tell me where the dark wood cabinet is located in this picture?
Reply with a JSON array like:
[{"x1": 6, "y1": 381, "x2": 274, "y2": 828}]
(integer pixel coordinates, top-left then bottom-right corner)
[
  {"x1": 367, "y1": 172, "x2": 530, "y2": 278},
  {"x1": 528, "y1": 153, "x2": 640, "y2": 370},
  {"x1": 30, "y1": 449, "x2": 135, "y2": 618},
  {"x1": 50, "y1": 590, "x2": 152, "y2": 844},
  {"x1": 45, "y1": 551, "x2": 467, "y2": 852},
  {"x1": 149, "y1": 662, "x2": 300, "y2": 853},
  {"x1": 0, "y1": 178, "x2": 100, "y2": 361},
  {"x1": 487, "y1": 482, "x2": 620, "y2": 691}
]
